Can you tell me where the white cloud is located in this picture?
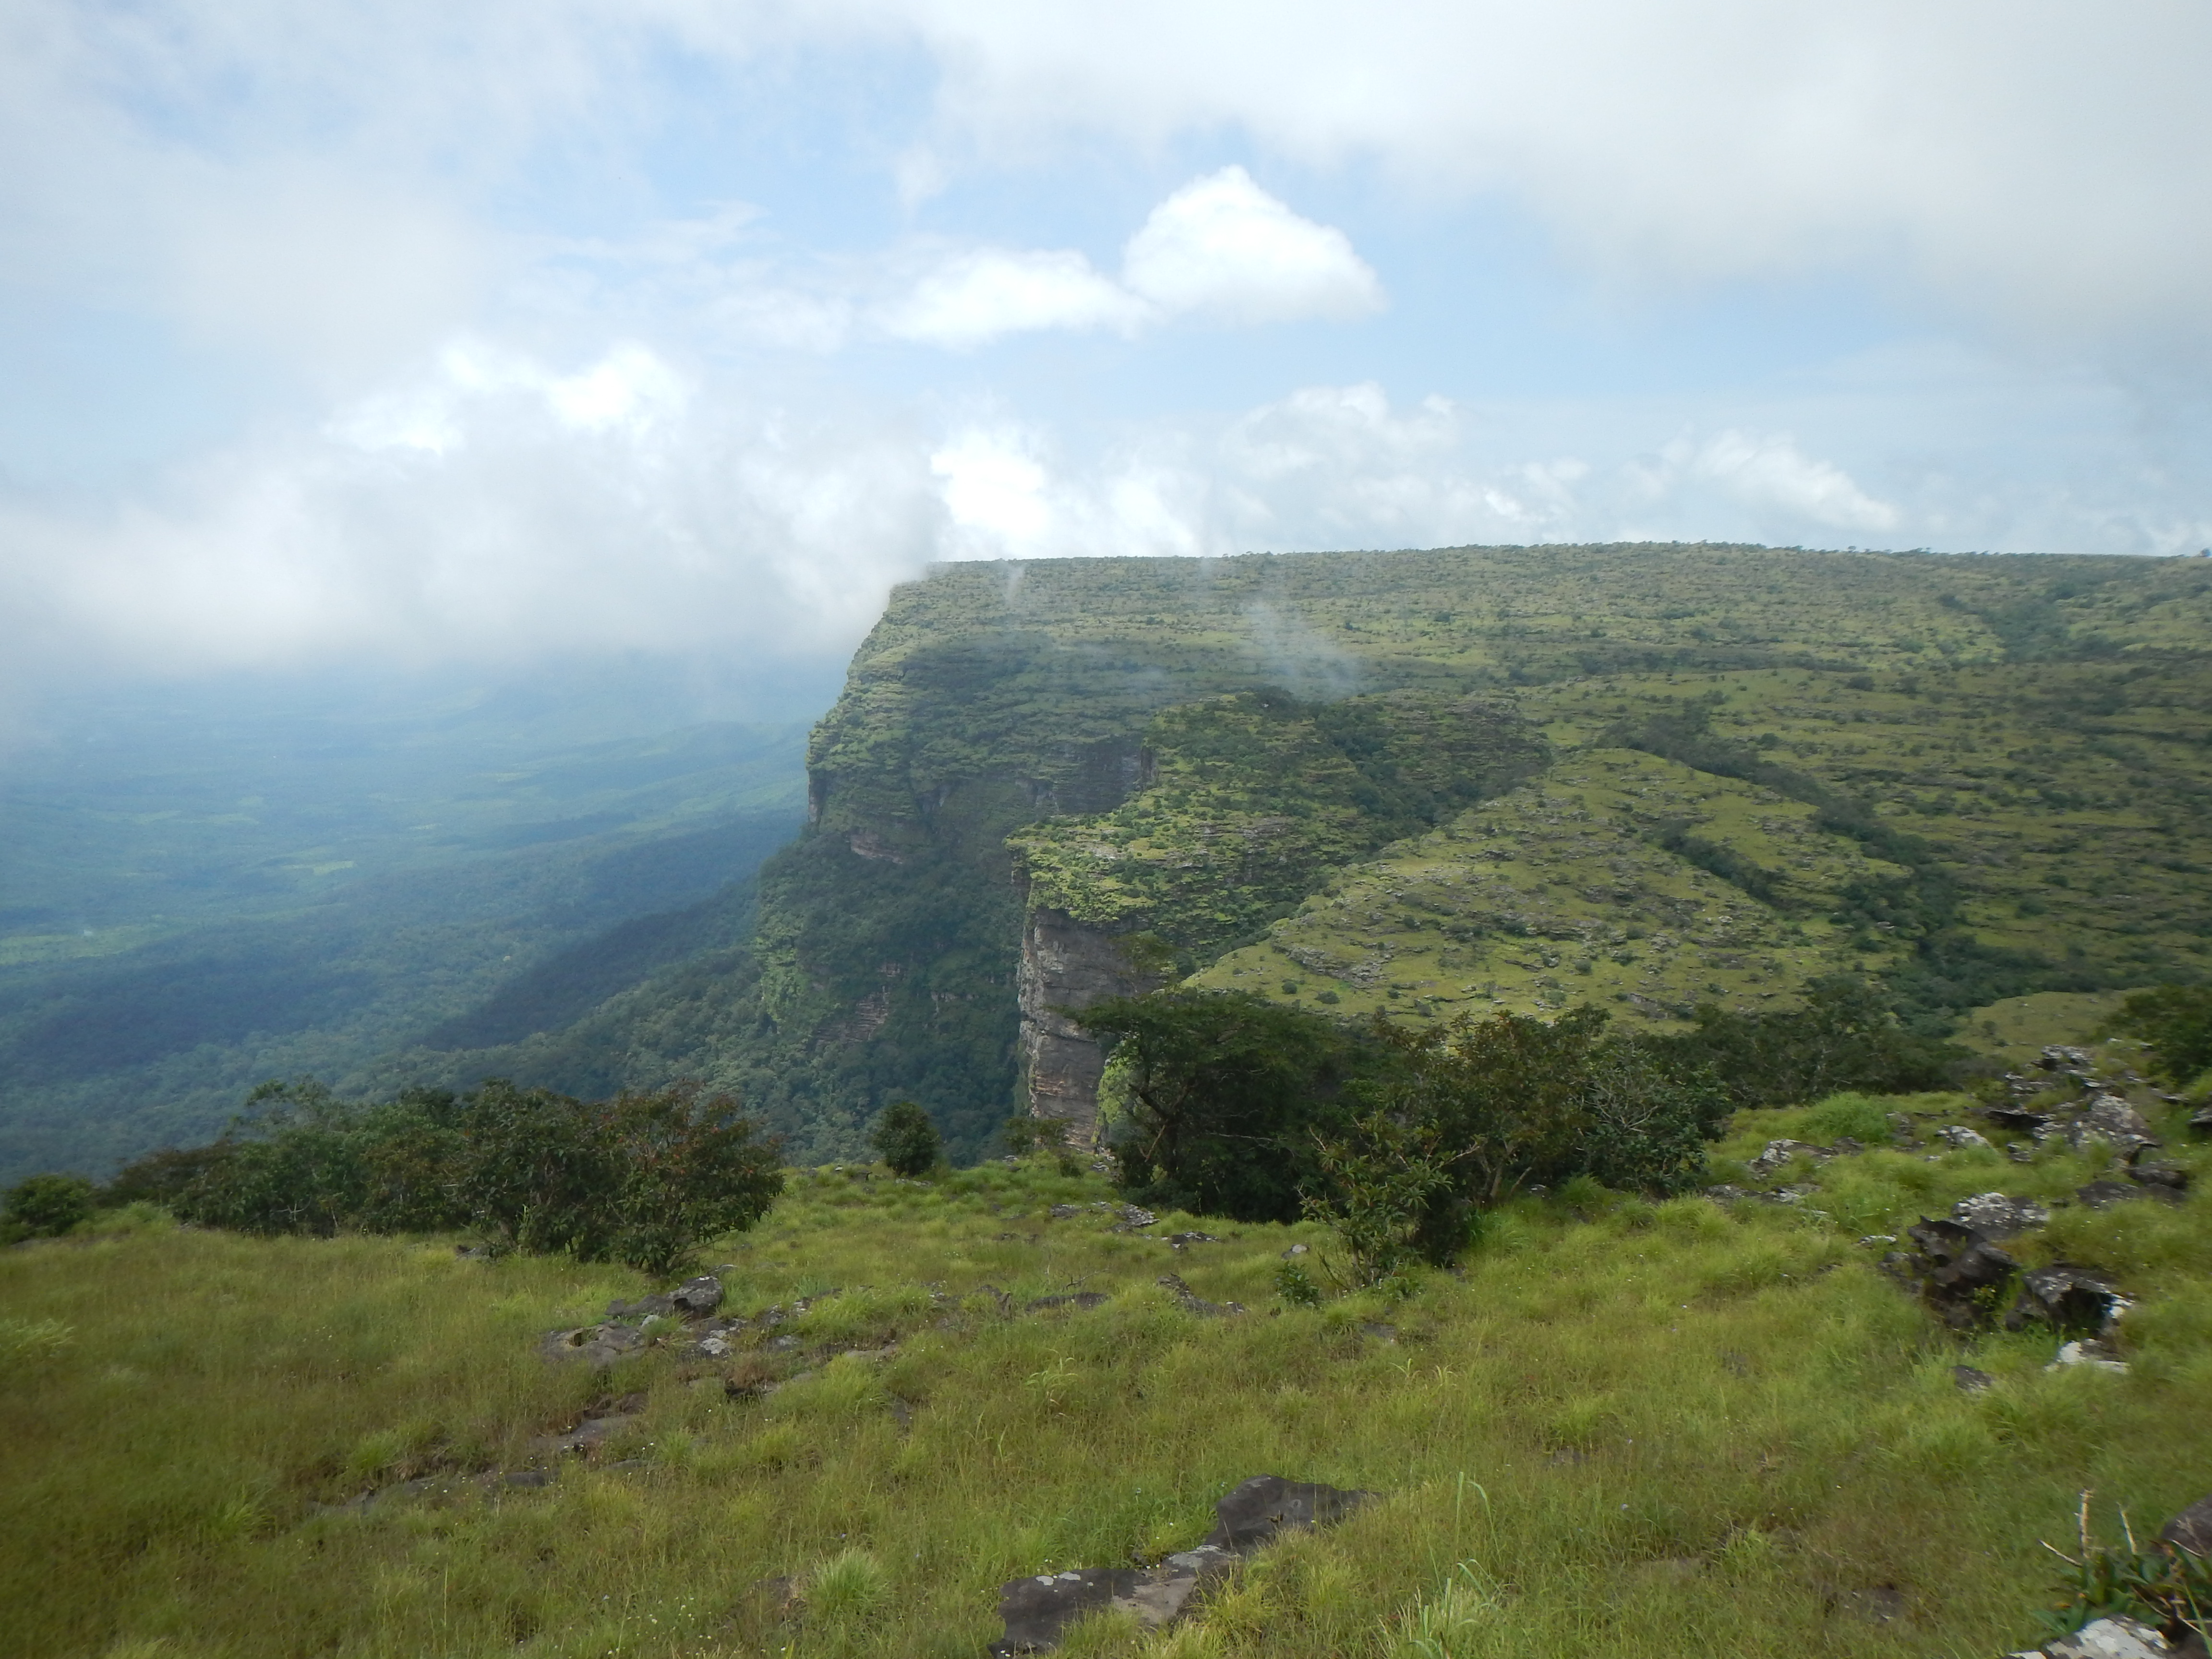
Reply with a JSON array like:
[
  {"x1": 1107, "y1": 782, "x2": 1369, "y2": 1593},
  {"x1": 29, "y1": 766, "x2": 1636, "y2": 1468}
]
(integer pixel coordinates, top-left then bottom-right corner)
[
  {"x1": 1675, "y1": 429, "x2": 1900, "y2": 532},
  {"x1": 1121, "y1": 167, "x2": 1382, "y2": 325},
  {"x1": 879, "y1": 248, "x2": 1147, "y2": 348},
  {"x1": 875, "y1": 171, "x2": 1380, "y2": 348}
]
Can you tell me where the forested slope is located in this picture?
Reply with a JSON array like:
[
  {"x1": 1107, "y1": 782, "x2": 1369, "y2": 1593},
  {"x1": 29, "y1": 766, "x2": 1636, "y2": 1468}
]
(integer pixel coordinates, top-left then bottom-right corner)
[{"x1": 507, "y1": 544, "x2": 2212, "y2": 1165}]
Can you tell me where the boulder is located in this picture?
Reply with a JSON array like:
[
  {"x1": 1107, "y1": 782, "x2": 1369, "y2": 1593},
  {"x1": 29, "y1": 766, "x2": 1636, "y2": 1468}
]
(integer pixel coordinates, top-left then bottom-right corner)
[
  {"x1": 2048, "y1": 1338, "x2": 2128, "y2": 1373},
  {"x1": 2160, "y1": 1492, "x2": 2212, "y2": 1559},
  {"x1": 669, "y1": 1275, "x2": 723, "y2": 1319},
  {"x1": 2073, "y1": 1097, "x2": 2160, "y2": 1159},
  {"x1": 2006, "y1": 1263, "x2": 2128, "y2": 1337},
  {"x1": 605, "y1": 1294, "x2": 675, "y2": 1321},
  {"x1": 1025, "y1": 1293, "x2": 1110, "y2": 1314},
  {"x1": 2128, "y1": 1163, "x2": 2191, "y2": 1195},
  {"x1": 1937, "y1": 1125, "x2": 1994, "y2": 1151},
  {"x1": 1952, "y1": 1365, "x2": 1996, "y2": 1394},
  {"x1": 539, "y1": 1323, "x2": 647, "y2": 1368},
  {"x1": 1749, "y1": 1139, "x2": 1828, "y2": 1177}
]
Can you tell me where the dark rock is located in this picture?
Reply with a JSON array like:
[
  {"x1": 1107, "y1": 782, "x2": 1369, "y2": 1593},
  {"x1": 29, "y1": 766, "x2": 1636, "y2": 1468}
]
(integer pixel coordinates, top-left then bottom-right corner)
[
  {"x1": 1203, "y1": 1475, "x2": 1378, "y2": 1552},
  {"x1": 1986, "y1": 1104, "x2": 2054, "y2": 1131},
  {"x1": 1830, "y1": 1137, "x2": 1864, "y2": 1154},
  {"x1": 503, "y1": 1468, "x2": 554, "y2": 1487},
  {"x1": 2129, "y1": 1163, "x2": 2191, "y2": 1194},
  {"x1": 2190, "y1": 1107, "x2": 2212, "y2": 1136},
  {"x1": 1166, "y1": 1232, "x2": 1223, "y2": 1247},
  {"x1": 1359, "y1": 1322, "x2": 1398, "y2": 1342},
  {"x1": 1951, "y1": 1192, "x2": 2050, "y2": 1236},
  {"x1": 1025, "y1": 1292, "x2": 1109, "y2": 1314},
  {"x1": 606, "y1": 1293, "x2": 676, "y2": 1321},
  {"x1": 1892, "y1": 1218, "x2": 2019, "y2": 1329},
  {"x1": 2006, "y1": 1263, "x2": 2128, "y2": 1336},
  {"x1": 2161, "y1": 1492, "x2": 2212, "y2": 1559},
  {"x1": 1936, "y1": 1125, "x2": 1993, "y2": 1150},
  {"x1": 1047, "y1": 1204, "x2": 1086, "y2": 1220},
  {"x1": 2078, "y1": 1180, "x2": 2146, "y2": 1210},
  {"x1": 1951, "y1": 1365, "x2": 1996, "y2": 1394},
  {"x1": 1157, "y1": 1274, "x2": 1244, "y2": 1317},
  {"x1": 669, "y1": 1275, "x2": 724, "y2": 1319}
]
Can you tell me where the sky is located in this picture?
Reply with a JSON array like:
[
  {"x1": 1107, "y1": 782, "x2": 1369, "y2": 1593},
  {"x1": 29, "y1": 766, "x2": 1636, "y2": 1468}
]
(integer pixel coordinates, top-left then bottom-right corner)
[{"x1": 3, "y1": 0, "x2": 2211, "y2": 716}]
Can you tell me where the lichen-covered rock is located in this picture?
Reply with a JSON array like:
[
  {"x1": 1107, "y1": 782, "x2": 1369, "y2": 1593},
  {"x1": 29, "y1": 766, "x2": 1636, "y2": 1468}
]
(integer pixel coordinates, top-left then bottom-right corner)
[{"x1": 1952, "y1": 1192, "x2": 2050, "y2": 1236}]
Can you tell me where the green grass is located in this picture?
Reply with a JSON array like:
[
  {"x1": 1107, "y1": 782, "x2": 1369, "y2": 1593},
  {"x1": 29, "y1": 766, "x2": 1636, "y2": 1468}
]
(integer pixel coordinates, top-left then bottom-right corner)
[{"x1": 6, "y1": 1097, "x2": 2210, "y2": 1659}]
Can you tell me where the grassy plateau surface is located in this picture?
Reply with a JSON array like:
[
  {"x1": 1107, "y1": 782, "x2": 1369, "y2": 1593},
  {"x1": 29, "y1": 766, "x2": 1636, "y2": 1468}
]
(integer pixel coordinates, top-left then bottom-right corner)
[{"x1": 6, "y1": 1036, "x2": 2209, "y2": 1659}]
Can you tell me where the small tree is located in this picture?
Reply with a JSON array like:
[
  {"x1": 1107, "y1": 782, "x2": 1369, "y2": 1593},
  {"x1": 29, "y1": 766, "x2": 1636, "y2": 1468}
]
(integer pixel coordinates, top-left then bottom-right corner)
[
  {"x1": 872, "y1": 1100, "x2": 941, "y2": 1177},
  {"x1": 3, "y1": 1174, "x2": 96, "y2": 1239}
]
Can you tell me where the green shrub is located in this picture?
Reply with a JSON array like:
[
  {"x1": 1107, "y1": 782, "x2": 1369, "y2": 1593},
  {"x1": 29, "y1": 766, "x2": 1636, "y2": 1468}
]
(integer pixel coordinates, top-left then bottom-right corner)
[
  {"x1": 871, "y1": 1100, "x2": 943, "y2": 1177},
  {"x1": 2, "y1": 1173, "x2": 96, "y2": 1238},
  {"x1": 2106, "y1": 985, "x2": 2212, "y2": 1087}
]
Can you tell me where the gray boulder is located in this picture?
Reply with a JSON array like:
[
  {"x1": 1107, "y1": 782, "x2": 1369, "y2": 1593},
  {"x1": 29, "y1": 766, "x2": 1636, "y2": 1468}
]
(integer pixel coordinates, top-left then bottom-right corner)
[
  {"x1": 2160, "y1": 1491, "x2": 2212, "y2": 1559},
  {"x1": 1203, "y1": 1476, "x2": 1377, "y2": 1552},
  {"x1": 2026, "y1": 1615, "x2": 2173, "y2": 1659},
  {"x1": 670, "y1": 1275, "x2": 724, "y2": 1318}
]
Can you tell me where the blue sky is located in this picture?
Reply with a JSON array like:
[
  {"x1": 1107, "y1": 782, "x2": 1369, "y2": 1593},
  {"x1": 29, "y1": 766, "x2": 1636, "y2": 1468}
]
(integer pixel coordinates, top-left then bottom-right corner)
[{"x1": 2, "y1": 0, "x2": 2209, "y2": 716}]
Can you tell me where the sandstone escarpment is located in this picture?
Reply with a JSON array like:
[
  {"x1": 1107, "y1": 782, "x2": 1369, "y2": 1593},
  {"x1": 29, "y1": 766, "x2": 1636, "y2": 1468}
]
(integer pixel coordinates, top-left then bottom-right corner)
[{"x1": 1017, "y1": 907, "x2": 1162, "y2": 1142}]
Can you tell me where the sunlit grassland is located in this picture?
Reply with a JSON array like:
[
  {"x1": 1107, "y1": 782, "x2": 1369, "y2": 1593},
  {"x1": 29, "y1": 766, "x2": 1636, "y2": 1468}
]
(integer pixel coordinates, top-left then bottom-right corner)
[{"x1": 6, "y1": 1096, "x2": 2210, "y2": 1659}]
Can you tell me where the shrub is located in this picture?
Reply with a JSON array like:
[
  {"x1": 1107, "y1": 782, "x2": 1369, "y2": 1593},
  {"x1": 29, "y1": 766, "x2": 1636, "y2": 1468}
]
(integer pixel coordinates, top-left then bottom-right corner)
[
  {"x1": 871, "y1": 1100, "x2": 942, "y2": 1177},
  {"x1": 2, "y1": 1173, "x2": 96, "y2": 1238},
  {"x1": 103, "y1": 1078, "x2": 783, "y2": 1274},
  {"x1": 2106, "y1": 985, "x2": 2212, "y2": 1087}
]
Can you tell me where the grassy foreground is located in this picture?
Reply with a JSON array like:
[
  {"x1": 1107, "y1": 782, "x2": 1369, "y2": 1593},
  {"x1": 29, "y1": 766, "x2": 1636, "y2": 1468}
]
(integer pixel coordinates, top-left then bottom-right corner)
[{"x1": 5, "y1": 1084, "x2": 2209, "y2": 1659}]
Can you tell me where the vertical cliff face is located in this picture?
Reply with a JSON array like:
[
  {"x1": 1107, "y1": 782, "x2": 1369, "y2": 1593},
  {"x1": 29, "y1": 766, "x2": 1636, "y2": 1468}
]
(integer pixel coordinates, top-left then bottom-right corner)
[{"x1": 1015, "y1": 908, "x2": 1163, "y2": 1143}]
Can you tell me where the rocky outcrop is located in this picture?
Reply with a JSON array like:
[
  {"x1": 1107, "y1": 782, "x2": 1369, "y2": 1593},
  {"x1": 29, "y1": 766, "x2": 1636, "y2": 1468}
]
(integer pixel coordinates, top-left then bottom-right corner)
[{"x1": 1017, "y1": 907, "x2": 1162, "y2": 1142}]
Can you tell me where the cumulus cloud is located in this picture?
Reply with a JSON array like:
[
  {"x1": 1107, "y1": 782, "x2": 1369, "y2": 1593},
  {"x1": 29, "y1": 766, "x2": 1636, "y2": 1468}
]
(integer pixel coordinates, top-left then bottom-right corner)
[
  {"x1": 1120, "y1": 167, "x2": 1383, "y2": 325},
  {"x1": 1672, "y1": 430, "x2": 1899, "y2": 533},
  {"x1": 877, "y1": 168, "x2": 1380, "y2": 348}
]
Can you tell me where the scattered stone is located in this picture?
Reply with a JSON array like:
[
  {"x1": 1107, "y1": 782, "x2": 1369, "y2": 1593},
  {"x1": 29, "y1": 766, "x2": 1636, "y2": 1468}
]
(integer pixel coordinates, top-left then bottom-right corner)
[
  {"x1": 1858, "y1": 1234, "x2": 1898, "y2": 1247},
  {"x1": 669, "y1": 1275, "x2": 724, "y2": 1318},
  {"x1": 1889, "y1": 1112, "x2": 1919, "y2": 1144},
  {"x1": 1025, "y1": 1292, "x2": 1110, "y2": 1314},
  {"x1": 2189, "y1": 1107, "x2": 2212, "y2": 1136},
  {"x1": 1046, "y1": 1205, "x2": 1086, "y2": 1220},
  {"x1": 1835, "y1": 1585, "x2": 1906, "y2": 1624},
  {"x1": 2159, "y1": 1492, "x2": 2212, "y2": 1559},
  {"x1": 1937, "y1": 1125, "x2": 1994, "y2": 1151},
  {"x1": 2048, "y1": 1338, "x2": 2129, "y2": 1373},
  {"x1": 529, "y1": 1398, "x2": 647, "y2": 1458},
  {"x1": 1114, "y1": 1205, "x2": 1159, "y2": 1231},
  {"x1": 605, "y1": 1293, "x2": 676, "y2": 1321},
  {"x1": 453, "y1": 1244, "x2": 491, "y2": 1260},
  {"x1": 2008, "y1": 1144, "x2": 2038, "y2": 1164},
  {"x1": 1166, "y1": 1232, "x2": 1223, "y2": 1247},
  {"x1": 2076, "y1": 1180, "x2": 2144, "y2": 1211},
  {"x1": 2006, "y1": 1263, "x2": 2129, "y2": 1337},
  {"x1": 1986, "y1": 1104, "x2": 2055, "y2": 1132},
  {"x1": 539, "y1": 1323, "x2": 648, "y2": 1368},
  {"x1": 1546, "y1": 1446, "x2": 1588, "y2": 1467},
  {"x1": 1749, "y1": 1138, "x2": 1830, "y2": 1177},
  {"x1": 1281, "y1": 1243, "x2": 1310, "y2": 1259},
  {"x1": 1359, "y1": 1322, "x2": 1398, "y2": 1343},
  {"x1": 503, "y1": 1468, "x2": 554, "y2": 1487},
  {"x1": 1156, "y1": 1274, "x2": 1245, "y2": 1317},
  {"x1": 1952, "y1": 1365, "x2": 1996, "y2": 1394},
  {"x1": 1831, "y1": 1136, "x2": 1864, "y2": 1154},
  {"x1": 1951, "y1": 1193, "x2": 2050, "y2": 1236}
]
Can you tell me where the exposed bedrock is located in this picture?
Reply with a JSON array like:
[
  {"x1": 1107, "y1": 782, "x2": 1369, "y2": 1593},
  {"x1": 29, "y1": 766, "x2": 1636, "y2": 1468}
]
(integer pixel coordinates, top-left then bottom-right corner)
[{"x1": 1017, "y1": 907, "x2": 1159, "y2": 1143}]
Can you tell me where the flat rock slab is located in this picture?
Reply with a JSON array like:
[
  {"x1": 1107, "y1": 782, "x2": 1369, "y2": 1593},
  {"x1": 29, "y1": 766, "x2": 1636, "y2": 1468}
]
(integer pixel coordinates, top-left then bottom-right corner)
[
  {"x1": 987, "y1": 1478, "x2": 1373, "y2": 1654},
  {"x1": 1952, "y1": 1192, "x2": 2050, "y2": 1236},
  {"x1": 1204, "y1": 1476, "x2": 1378, "y2": 1552}
]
